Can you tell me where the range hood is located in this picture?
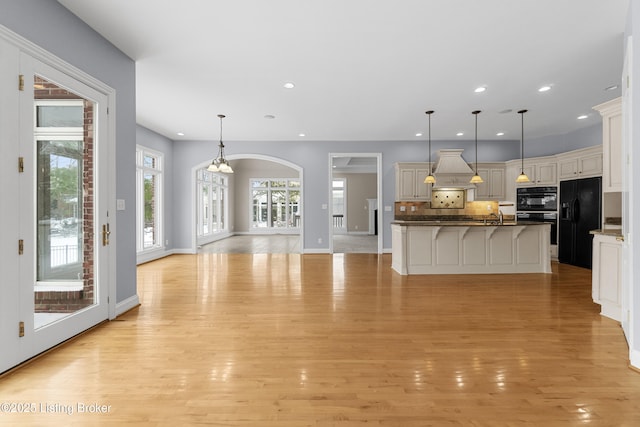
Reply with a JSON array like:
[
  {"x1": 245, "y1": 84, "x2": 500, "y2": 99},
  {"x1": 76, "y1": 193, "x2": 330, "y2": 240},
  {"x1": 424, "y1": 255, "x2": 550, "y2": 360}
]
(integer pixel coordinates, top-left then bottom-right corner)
[{"x1": 432, "y1": 149, "x2": 475, "y2": 188}]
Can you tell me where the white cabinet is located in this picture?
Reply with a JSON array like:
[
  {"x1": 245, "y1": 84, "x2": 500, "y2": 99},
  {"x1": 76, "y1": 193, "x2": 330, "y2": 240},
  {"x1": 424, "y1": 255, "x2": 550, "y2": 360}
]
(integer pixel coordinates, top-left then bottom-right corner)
[
  {"x1": 517, "y1": 160, "x2": 557, "y2": 186},
  {"x1": 475, "y1": 164, "x2": 505, "y2": 200},
  {"x1": 395, "y1": 163, "x2": 432, "y2": 201},
  {"x1": 593, "y1": 97, "x2": 622, "y2": 192},
  {"x1": 592, "y1": 233, "x2": 623, "y2": 321},
  {"x1": 557, "y1": 147, "x2": 603, "y2": 180}
]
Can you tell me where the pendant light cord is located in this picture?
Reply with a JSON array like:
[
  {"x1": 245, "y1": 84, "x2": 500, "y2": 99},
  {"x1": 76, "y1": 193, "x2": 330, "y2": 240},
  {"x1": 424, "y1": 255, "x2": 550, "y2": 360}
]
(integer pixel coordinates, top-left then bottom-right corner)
[
  {"x1": 426, "y1": 110, "x2": 434, "y2": 168},
  {"x1": 472, "y1": 110, "x2": 481, "y2": 173},
  {"x1": 218, "y1": 114, "x2": 225, "y2": 149},
  {"x1": 518, "y1": 109, "x2": 527, "y2": 172}
]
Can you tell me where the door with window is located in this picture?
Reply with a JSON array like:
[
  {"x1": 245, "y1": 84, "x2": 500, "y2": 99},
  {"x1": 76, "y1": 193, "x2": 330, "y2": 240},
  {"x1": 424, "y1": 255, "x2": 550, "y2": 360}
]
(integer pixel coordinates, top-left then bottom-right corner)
[{"x1": 0, "y1": 43, "x2": 112, "y2": 373}]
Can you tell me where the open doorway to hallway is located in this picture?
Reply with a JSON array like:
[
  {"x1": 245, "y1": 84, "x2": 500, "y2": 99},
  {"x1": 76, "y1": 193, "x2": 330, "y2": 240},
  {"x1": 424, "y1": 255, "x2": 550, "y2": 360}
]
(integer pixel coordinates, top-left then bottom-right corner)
[{"x1": 329, "y1": 153, "x2": 382, "y2": 254}]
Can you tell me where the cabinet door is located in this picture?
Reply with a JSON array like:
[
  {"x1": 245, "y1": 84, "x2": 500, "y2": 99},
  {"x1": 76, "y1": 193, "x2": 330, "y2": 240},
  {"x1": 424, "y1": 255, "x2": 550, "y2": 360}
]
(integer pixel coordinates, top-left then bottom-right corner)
[
  {"x1": 578, "y1": 153, "x2": 603, "y2": 177},
  {"x1": 603, "y1": 108, "x2": 622, "y2": 192},
  {"x1": 536, "y1": 163, "x2": 557, "y2": 185},
  {"x1": 415, "y1": 169, "x2": 432, "y2": 200},
  {"x1": 516, "y1": 164, "x2": 536, "y2": 187},
  {"x1": 397, "y1": 168, "x2": 417, "y2": 200},
  {"x1": 474, "y1": 168, "x2": 491, "y2": 198},
  {"x1": 558, "y1": 158, "x2": 579, "y2": 179},
  {"x1": 489, "y1": 168, "x2": 505, "y2": 199}
]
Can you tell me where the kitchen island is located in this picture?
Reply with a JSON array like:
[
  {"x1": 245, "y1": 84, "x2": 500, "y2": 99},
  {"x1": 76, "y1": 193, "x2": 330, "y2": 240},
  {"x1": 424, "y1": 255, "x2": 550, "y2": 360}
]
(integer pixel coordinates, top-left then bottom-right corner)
[{"x1": 391, "y1": 221, "x2": 551, "y2": 275}]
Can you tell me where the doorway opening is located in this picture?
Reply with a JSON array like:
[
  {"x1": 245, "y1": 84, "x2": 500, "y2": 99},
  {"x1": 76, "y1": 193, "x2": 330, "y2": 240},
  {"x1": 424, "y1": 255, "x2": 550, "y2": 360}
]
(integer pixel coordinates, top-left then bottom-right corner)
[
  {"x1": 193, "y1": 154, "x2": 304, "y2": 254},
  {"x1": 329, "y1": 153, "x2": 382, "y2": 254}
]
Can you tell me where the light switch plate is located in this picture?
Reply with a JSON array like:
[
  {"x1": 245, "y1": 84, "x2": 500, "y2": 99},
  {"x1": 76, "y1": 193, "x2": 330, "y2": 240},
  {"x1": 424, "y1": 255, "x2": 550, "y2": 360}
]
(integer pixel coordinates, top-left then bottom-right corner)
[{"x1": 116, "y1": 199, "x2": 125, "y2": 210}]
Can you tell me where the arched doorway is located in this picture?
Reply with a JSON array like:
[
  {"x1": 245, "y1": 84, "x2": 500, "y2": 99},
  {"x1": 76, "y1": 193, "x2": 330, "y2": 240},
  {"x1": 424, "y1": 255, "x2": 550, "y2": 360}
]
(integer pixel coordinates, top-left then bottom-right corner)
[{"x1": 191, "y1": 154, "x2": 304, "y2": 254}]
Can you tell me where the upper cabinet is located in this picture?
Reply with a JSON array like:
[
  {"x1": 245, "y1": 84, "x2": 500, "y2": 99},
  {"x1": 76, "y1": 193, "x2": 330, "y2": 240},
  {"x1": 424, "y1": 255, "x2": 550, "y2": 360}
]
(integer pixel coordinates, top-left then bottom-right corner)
[
  {"x1": 557, "y1": 146, "x2": 603, "y2": 181},
  {"x1": 474, "y1": 163, "x2": 506, "y2": 200},
  {"x1": 395, "y1": 163, "x2": 433, "y2": 201},
  {"x1": 517, "y1": 159, "x2": 557, "y2": 187},
  {"x1": 593, "y1": 97, "x2": 622, "y2": 192}
]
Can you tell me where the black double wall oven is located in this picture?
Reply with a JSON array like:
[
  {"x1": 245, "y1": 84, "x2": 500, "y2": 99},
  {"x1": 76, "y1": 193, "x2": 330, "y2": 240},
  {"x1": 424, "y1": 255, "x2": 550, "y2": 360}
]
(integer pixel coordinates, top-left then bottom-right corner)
[{"x1": 516, "y1": 186, "x2": 558, "y2": 245}]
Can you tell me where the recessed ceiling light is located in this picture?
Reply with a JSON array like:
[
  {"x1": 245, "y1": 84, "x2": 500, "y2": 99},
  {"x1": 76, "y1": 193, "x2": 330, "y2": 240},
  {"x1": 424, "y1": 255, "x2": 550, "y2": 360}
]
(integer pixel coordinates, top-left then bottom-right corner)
[
  {"x1": 283, "y1": 82, "x2": 295, "y2": 89},
  {"x1": 264, "y1": 114, "x2": 276, "y2": 119},
  {"x1": 499, "y1": 109, "x2": 512, "y2": 114},
  {"x1": 496, "y1": 132, "x2": 505, "y2": 136},
  {"x1": 298, "y1": 133, "x2": 305, "y2": 137},
  {"x1": 177, "y1": 132, "x2": 185, "y2": 136},
  {"x1": 415, "y1": 133, "x2": 423, "y2": 137},
  {"x1": 605, "y1": 84, "x2": 619, "y2": 91},
  {"x1": 456, "y1": 132, "x2": 464, "y2": 136},
  {"x1": 474, "y1": 86, "x2": 487, "y2": 93},
  {"x1": 538, "y1": 85, "x2": 552, "y2": 92},
  {"x1": 577, "y1": 115, "x2": 589, "y2": 120}
]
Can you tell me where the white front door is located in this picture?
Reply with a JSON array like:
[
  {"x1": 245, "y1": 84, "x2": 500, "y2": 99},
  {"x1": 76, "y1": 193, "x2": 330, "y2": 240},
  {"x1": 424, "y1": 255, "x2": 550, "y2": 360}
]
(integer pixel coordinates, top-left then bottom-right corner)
[{"x1": 0, "y1": 37, "x2": 112, "y2": 373}]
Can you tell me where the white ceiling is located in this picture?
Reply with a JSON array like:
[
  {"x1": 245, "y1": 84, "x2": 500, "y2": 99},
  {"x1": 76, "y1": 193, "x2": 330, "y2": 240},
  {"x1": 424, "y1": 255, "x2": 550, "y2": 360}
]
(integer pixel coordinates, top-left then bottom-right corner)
[{"x1": 58, "y1": 0, "x2": 629, "y2": 143}]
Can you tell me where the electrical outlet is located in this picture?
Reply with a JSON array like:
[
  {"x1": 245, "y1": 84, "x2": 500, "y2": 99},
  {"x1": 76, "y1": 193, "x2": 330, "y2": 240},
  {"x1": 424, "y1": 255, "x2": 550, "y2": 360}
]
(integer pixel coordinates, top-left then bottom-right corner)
[
  {"x1": 487, "y1": 205, "x2": 492, "y2": 211},
  {"x1": 411, "y1": 206, "x2": 416, "y2": 212},
  {"x1": 400, "y1": 206, "x2": 406, "y2": 212},
  {"x1": 318, "y1": 238, "x2": 322, "y2": 244}
]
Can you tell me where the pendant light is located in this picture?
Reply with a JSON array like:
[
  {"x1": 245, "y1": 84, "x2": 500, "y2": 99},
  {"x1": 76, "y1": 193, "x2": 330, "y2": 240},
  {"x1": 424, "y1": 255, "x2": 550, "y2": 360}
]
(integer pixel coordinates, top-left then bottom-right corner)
[
  {"x1": 207, "y1": 114, "x2": 234, "y2": 174},
  {"x1": 469, "y1": 110, "x2": 484, "y2": 184},
  {"x1": 423, "y1": 110, "x2": 436, "y2": 184},
  {"x1": 515, "y1": 109, "x2": 530, "y2": 183}
]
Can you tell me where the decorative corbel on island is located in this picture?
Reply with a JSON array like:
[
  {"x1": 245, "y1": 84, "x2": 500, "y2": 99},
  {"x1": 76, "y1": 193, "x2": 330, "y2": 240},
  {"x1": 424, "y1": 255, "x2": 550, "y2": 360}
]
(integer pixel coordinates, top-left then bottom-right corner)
[{"x1": 391, "y1": 222, "x2": 552, "y2": 275}]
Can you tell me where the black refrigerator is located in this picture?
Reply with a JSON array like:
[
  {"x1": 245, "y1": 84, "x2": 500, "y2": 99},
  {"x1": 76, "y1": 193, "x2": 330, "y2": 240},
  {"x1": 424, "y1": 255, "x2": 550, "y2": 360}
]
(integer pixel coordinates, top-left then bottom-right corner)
[{"x1": 558, "y1": 177, "x2": 602, "y2": 269}]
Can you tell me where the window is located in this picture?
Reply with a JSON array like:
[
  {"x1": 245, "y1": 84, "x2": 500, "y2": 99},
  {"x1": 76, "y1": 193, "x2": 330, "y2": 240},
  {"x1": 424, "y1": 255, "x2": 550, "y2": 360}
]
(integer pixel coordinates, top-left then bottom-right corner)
[
  {"x1": 34, "y1": 100, "x2": 85, "y2": 283},
  {"x1": 332, "y1": 178, "x2": 346, "y2": 229},
  {"x1": 136, "y1": 146, "x2": 163, "y2": 252},
  {"x1": 196, "y1": 168, "x2": 228, "y2": 238},
  {"x1": 250, "y1": 179, "x2": 300, "y2": 230}
]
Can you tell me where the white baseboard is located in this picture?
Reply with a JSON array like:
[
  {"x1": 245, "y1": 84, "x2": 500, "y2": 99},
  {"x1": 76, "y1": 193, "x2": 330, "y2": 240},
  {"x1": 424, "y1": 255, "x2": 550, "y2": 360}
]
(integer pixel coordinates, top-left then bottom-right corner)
[
  {"x1": 303, "y1": 248, "x2": 331, "y2": 254},
  {"x1": 115, "y1": 294, "x2": 140, "y2": 318},
  {"x1": 172, "y1": 248, "x2": 196, "y2": 255},
  {"x1": 234, "y1": 231, "x2": 300, "y2": 236}
]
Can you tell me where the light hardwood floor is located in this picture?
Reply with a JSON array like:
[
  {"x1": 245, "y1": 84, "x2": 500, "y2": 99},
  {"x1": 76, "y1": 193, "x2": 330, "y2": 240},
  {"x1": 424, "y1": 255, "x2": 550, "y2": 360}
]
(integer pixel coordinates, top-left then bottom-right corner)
[
  {"x1": 199, "y1": 234, "x2": 378, "y2": 254},
  {"x1": 1, "y1": 254, "x2": 639, "y2": 426}
]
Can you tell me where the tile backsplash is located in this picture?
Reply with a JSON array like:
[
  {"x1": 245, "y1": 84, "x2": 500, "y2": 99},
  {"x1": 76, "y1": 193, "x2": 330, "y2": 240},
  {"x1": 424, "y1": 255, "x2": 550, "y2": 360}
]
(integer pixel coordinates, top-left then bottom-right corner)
[{"x1": 395, "y1": 200, "x2": 500, "y2": 221}]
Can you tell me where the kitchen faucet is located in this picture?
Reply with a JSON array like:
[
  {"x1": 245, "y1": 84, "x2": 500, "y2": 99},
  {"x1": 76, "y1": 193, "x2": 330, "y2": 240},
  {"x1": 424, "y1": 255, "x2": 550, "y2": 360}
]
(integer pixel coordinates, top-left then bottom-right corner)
[{"x1": 485, "y1": 212, "x2": 503, "y2": 225}]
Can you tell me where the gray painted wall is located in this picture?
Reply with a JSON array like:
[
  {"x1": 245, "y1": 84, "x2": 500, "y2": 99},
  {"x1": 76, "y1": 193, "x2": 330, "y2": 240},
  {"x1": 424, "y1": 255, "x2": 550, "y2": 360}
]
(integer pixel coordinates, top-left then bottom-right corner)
[{"x1": 0, "y1": 1, "x2": 137, "y2": 304}]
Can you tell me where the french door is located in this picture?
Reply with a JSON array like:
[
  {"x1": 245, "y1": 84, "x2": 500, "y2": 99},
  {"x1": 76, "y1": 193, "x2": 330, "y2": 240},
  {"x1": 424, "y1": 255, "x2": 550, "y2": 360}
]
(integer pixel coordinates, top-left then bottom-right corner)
[{"x1": 0, "y1": 37, "x2": 112, "y2": 373}]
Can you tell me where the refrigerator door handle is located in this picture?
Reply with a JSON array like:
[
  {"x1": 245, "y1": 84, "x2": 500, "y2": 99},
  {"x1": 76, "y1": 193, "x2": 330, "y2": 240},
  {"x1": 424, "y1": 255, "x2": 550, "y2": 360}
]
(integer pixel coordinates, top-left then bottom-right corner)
[{"x1": 572, "y1": 199, "x2": 580, "y2": 223}]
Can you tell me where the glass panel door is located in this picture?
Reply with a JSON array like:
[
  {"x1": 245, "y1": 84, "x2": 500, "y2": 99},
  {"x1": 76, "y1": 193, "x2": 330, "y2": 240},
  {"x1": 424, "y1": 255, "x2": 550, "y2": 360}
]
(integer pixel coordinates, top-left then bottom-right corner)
[{"x1": 16, "y1": 52, "x2": 110, "y2": 364}]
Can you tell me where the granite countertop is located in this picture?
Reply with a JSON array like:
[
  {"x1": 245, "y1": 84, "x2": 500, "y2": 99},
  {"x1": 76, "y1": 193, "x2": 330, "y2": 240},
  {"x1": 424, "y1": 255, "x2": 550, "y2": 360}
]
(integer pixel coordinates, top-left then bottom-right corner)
[
  {"x1": 590, "y1": 229, "x2": 624, "y2": 239},
  {"x1": 391, "y1": 220, "x2": 546, "y2": 227}
]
